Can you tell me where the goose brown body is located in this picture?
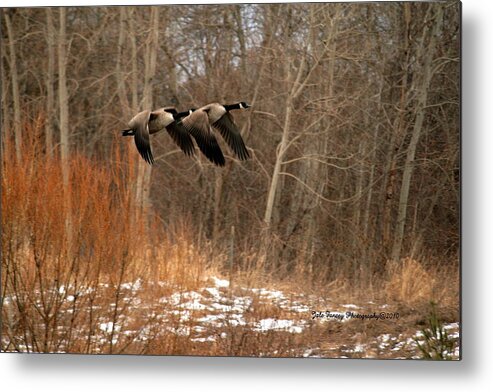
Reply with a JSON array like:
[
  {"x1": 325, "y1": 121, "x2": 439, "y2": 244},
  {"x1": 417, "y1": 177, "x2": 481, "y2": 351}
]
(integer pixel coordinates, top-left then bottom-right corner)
[{"x1": 123, "y1": 107, "x2": 195, "y2": 165}]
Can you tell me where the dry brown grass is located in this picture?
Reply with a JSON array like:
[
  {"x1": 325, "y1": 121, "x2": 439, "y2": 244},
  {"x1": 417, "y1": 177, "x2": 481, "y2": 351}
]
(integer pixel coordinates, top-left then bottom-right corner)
[
  {"x1": 384, "y1": 257, "x2": 459, "y2": 310},
  {"x1": 385, "y1": 258, "x2": 436, "y2": 305}
]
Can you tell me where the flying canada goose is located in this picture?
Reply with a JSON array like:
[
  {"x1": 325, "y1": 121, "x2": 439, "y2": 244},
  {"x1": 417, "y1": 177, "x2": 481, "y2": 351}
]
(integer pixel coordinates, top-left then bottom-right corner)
[
  {"x1": 122, "y1": 107, "x2": 194, "y2": 165},
  {"x1": 182, "y1": 102, "x2": 251, "y2": 164}
]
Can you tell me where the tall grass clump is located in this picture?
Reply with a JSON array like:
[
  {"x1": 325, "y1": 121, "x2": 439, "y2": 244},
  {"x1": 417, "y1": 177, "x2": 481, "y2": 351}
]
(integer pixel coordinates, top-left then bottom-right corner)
[{"x1": 384, "y1": 257, "x2": 459, "y2": 310}]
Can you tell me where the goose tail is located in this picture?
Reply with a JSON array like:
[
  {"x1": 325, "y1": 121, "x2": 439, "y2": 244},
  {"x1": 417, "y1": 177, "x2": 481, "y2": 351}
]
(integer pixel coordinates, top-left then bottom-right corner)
[{"x1": 121, "y1": 129, "x2": 135, "y2": 137}]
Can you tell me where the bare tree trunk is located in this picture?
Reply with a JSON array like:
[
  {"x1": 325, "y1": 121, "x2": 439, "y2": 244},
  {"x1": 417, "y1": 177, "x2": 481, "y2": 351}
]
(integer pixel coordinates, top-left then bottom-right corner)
[
  {"x1": 125, "y1": 9, "x2": 142, "y2": 220},
  {"x1": 58, "y1": 7, "x2": 69, "y2": 170},
  {"x1": 211, "y1": 8, "x2": 237, "y2": 247},
  {"x1": 136, "y1": 7, "x2": 161, "y2": 214},
  {"x1": 163, "y1": 33, "x2": 179, "y2": 104},
  {"x1": 116, "y1": 7, "x2": 130, "y2": 112},
  {"x1": 362, "y1": 119, "x2": 379, "y2": 253},
  {"x1": 391, "y1": 4, "x2": 444, "y2": 262},
  {"x1": 382, "y1": 3, "x2": 412, "y2": 254},
  {"x1": 212, "y1": 173, "x2": 224, "y2": 245},
  {"x1": 1, "y1": 50, "x2": 10, "y2": 151},
  {"x1": 264, "y1": 97, "x2": 292, "y2": 227},
  {"x1": 58, "y1": 7, "x2": 73, "y2": 250},
  {"x1": 263, "y1": 9, "x2": 299, "y2": 229},
  {"x1": 45, "y1": 8, "x2": 56, "y2": 157},
  {"x1": 141, "y1": 7, "x2": 160, "y2": 110},
  {"x1": 4, "y1": 11, "x2": 22, "y2": 161},
  {"x1": 233, "y1": 7, "x2": 247, "y2": 76},
  {"x1": 129, "y1": 9, "x2": 138, "y2": 112},
  {"x1": 354, "y1": 141, "x2": 365, "y2": 231}
]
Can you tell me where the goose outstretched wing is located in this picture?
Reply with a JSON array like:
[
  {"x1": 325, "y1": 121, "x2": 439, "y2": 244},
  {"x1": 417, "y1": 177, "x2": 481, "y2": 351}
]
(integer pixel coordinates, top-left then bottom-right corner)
[
  {"x1": 212, "y1": 112, "x2": 250, "y2": 160},
  {"x1": 182, "y1": 110, "x2": 225, "y2": 166}
]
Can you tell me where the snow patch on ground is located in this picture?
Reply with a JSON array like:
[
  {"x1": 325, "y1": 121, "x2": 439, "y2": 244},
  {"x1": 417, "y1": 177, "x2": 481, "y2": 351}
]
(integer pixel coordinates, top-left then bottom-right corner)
[
  {"x1": 253, "y1": 318, "x2": 305, "y2": 333},
  {"x1": 3, "y1": 274, "x2": 460, "y2": 359},
  {"x1": 211, "y1": 277, "x2": 229, "y2": 288}
]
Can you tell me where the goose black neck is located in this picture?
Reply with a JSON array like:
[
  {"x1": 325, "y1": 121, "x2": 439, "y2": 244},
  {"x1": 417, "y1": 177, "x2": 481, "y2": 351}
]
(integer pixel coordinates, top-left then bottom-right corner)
[
  {"x1": 223, "y1": 103, "x2": 241, "y2": 111},
  {"x1": 174, "y1": 110, "x2": 191, "y2": 120}
]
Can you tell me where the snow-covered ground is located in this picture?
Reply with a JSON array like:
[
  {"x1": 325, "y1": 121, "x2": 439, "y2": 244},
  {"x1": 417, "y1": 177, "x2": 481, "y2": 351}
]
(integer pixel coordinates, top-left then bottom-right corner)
[{"x1": 1, "y1": 276, "x2": 460, "y2": 359}]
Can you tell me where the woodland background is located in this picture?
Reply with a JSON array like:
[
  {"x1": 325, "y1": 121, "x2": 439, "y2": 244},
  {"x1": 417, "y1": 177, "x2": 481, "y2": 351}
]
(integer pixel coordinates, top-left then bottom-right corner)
[{"x1": 1, "y1": 2, "x2": 460, "y2": 356}]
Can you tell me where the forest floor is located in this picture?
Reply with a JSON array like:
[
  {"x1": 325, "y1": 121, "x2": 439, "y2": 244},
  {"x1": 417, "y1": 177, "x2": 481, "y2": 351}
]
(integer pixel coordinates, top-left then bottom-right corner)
[{"x1": 3, "y1": 274, "x2": 460, "y2": 359}]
